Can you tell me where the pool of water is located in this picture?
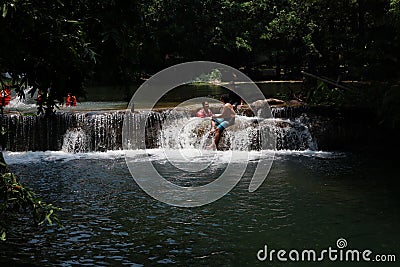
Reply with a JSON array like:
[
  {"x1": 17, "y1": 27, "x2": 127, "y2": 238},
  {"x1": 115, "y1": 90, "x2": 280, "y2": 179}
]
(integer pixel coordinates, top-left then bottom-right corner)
[
  {"x1": 4, "y1": 82, "x2": 298, "y2": 114},
  {"x1": 1, "y1": 150, "x2": 399, "y2": 266},
  {"x1": 4, "y1": 83, "x2": 228, "y2": 114},
  {"x1": 5, "y1": 100, "x2": 129, "y2": 113}
]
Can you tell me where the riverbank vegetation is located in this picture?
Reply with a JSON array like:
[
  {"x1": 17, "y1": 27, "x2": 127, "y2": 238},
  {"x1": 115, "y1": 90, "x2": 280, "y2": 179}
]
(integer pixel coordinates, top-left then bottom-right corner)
[
  {"x1": 1, "y1": 1, "x2": 399, "y2": 109},
  {"x1": 0, "y1": 153, "x2": 60, "y2": 240}
]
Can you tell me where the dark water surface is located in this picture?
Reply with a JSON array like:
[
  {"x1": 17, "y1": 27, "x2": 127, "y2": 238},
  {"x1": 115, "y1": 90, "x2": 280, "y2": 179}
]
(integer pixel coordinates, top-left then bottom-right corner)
[{"x1": 1, "y1": 151, "x2": 399, "y2": 266}]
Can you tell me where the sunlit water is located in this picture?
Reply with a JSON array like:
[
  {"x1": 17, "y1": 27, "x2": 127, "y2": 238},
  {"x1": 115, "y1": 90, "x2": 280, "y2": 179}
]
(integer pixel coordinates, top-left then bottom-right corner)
[
  {"x1": 1, "y1": 150, "x2": 399, "y2": 266},
  {"x1": 5, "y1": 100, "x2": 128, "y2": 113}
]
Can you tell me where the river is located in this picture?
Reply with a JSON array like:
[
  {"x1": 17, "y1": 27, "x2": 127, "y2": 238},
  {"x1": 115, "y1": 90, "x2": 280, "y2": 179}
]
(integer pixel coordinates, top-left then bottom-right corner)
[
  {"x1": 1, "y1": 149, "x2": 399, "y2": 266},
  {"x1": 1, "y1": 87, "x2": 399, "y2": 266}
]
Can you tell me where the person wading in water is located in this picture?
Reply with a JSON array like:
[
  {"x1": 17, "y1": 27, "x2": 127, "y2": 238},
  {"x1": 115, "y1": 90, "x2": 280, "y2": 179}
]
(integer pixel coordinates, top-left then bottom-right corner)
[
  {"x1": 196, "y1": 101, "x2": 213, "y2": 118},
  {"x1": 208, "y1": 94, "x2": 236, "y2": 150}
]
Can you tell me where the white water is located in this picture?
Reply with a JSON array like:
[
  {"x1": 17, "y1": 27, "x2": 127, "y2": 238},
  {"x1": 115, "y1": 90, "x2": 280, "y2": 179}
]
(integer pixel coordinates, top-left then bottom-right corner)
[
  {"x1": 6, "y1": 87, "x2": 37, "y2": 110},
  {"x1": 3, "y1": 149, "x2": 343, "y2": 165},
  {"x1": 4, "y1": 106, "x2": 318, "y2": 152},
  {"x1": 61, "y1": 128, "x2": 90, "y2": 153},
  {"x1": 157, "y1": 113, "x2": 317, "y2": 151},
  {"x1": 58, "y1": 112, "x2": 317, "y2": 152},
  {"x1": 5, "y1": 87, "x2": 127, "y2": 112}
]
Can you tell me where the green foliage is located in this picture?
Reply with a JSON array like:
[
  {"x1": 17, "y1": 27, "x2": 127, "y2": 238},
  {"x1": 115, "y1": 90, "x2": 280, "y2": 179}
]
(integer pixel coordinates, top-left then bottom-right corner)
[
  {"x1": 390, "y1": 0, "x2": 400, "y2": 21},
  {"x1": 0, "y1": 0, "x2": 96, "y2": 114},
  {"x1": 306, "y1": 81, "x2": 346, "y2": 106},
  {"x1": 193, "y1": 69, "x2": 222, "y2": 83},
  {"x1": 0, "y1": 170, "x2": 61, "y2": 241},
  {"x1": 1, "y1": 0, "x2": 400, "y2": 109}
]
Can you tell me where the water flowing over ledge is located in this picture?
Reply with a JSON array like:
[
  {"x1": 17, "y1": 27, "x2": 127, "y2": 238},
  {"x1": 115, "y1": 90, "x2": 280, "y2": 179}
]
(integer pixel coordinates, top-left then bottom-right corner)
[
  {"x1": 3, "y1": 104, "x2": 379, "y2": 153},
  {"x1": 1, "y1": 105, "x2": 322, "y2": 152}
]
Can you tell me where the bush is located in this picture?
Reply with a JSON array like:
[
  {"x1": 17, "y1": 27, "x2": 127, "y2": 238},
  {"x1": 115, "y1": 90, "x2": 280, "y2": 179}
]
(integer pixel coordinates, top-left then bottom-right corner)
[{"x1": 0, "y1": 167, "x2": 61, "y2": 241}]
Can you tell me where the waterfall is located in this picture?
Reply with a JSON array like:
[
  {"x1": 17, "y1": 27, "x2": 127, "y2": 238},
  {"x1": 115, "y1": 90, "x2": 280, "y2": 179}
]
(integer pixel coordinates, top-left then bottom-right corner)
[
  {"x1": 1, "y1": 107, "x2": 318, "y2": 152},
  {"x1": 61, "y1": 128, "x2": 90, "y2": 153},
  {"x1": 156, "y1": 113, "x2": 316, "y2": 151},
  {"x1": 2, "y1": 112, "x2": 124, "y2": 152}
]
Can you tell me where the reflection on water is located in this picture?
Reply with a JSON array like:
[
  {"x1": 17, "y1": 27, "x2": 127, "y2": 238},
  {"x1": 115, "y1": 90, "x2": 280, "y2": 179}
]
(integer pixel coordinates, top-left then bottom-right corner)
[{"x1": 1, "y1": 151, "x2": 399, "y2": 266}]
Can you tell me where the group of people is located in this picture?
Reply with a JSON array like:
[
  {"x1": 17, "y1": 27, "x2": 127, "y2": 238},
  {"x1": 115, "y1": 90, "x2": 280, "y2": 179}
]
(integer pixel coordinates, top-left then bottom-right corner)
[
  {"x1": 36, "y1": 91, "x2": 77, "y2": 107},
  {"x1": 65, "y1": 93, "x2": 77, "y2": 107},
  {"x1": 196, "y1": 91, "x2": 243, "y2": 150}
]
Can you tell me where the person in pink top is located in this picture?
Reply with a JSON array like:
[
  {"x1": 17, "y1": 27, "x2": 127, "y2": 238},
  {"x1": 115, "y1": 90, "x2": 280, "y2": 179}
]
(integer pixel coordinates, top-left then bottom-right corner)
[{"x1": 196, "y1": 101, "x2": 213, "y2": 118}]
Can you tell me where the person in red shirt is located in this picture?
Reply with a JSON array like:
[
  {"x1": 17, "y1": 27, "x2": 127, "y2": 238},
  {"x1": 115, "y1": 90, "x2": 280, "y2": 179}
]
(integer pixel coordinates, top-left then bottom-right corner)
[
  {"x1": 0, "y1": 84, "x2": 11, "y2": 107},
  {"x1": 71, "y1": 95, "x2": 77, "y2": 106},
  {"x1": 66, "y1": 93, "x2": 77, "y2": 107},
  {"x1": 196, "y1": 101, "x2": 213, "y2": 118}
]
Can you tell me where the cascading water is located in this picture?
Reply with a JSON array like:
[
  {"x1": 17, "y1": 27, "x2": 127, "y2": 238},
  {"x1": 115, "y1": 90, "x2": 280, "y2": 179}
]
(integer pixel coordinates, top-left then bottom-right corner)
[
  {"x1": 6, "y1": 87, "x2": 37, "y2": 110},
  {"x1": 157, "y1": 112, "x2": 316, "y2": 151},
  {"x1": 61, "y1": 128, "x2": 90, "y2": 153},
  {"x1": 1, "y1": 107, "x2": 318, "y2": 152},
  {"x1": 2, "y1": 112, "x2": 124, "y2": 152}
]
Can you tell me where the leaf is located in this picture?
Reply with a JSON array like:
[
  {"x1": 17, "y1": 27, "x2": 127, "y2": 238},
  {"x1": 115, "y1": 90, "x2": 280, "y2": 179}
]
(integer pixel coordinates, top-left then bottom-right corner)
[
  {"x1": 0, "y1": 231, "x2": 6, "y2": 241},
  {"x1": 2, "y1": 4, "x2": 7, "y2": 18},
  {"x1": 45, "y1": 209, "x2": 54, "y2": 225},
  {"x1": 64, "y1": 20, "x2": 83, "y2": 25}
]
